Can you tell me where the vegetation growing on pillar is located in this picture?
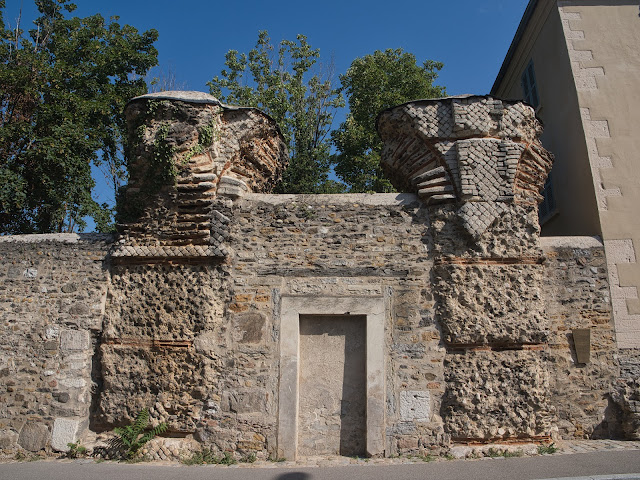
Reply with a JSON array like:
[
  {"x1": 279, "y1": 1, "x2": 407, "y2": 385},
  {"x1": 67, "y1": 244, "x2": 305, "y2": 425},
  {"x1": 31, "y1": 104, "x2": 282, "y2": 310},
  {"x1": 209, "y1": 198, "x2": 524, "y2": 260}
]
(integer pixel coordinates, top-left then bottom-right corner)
[
  {"x1": 116, "y1": 101, "x2": 183, "y2": 224},
  {"x1": 183, "y1": 118, "x2": 220, "y2": 163}
]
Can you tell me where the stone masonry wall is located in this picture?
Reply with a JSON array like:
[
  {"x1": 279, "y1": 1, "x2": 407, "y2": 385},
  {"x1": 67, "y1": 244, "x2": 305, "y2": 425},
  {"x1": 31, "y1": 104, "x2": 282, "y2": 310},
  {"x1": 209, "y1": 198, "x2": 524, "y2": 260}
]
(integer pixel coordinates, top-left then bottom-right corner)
[
  {"x1": 541, "y1": 237, "x2": 619, "y2": 439},
  {"x1": 614, "y1": 349, "x2": 640, "y2": 439},
  {"x1": 0, "y1": 92, "x2": 632, "y2": 458},
  {"x1": 378, "y1": 96, "x2": 555, "y2": 443},
  {"x1": 96, "y1": 91, "x2": 287, "y2": 446},
  {"x1": 0, "y1": 234, "x2": 111, "y2": 455},
  {"x1": 227, "y1": 194, "x2": 445, "y2": 456},
  {"x1": 0, "y1": 208, "x2": 628, "y2": 457}
]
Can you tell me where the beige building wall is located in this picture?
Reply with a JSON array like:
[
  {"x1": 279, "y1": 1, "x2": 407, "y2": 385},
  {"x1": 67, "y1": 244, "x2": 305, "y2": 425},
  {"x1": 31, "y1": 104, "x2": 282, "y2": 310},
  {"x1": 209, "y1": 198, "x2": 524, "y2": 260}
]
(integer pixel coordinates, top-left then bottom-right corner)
[
  {"x1": 492, "y1": 0, "x2": 601, "y2": 236},
  {"x1": 559, "y1": 1, "x2": 640, "y2": 348},
  {"x1": 493, "y1": 0, "x2": 640, "y2": 349}
]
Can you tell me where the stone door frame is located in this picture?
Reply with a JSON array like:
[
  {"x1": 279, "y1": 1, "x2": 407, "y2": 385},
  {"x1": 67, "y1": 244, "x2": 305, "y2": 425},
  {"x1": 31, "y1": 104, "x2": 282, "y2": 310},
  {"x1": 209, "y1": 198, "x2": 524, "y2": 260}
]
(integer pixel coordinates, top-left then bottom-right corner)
[{"x1": 277, "y1": 295, "x2": 386, "y2": 460}]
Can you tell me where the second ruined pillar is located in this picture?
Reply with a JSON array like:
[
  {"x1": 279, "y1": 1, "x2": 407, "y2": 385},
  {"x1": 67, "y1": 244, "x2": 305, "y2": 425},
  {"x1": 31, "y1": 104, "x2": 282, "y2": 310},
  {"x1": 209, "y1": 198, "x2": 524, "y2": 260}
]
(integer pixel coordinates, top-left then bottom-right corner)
[{"x1": 378, "y1": 95, "x2": 555, "y2": 442}]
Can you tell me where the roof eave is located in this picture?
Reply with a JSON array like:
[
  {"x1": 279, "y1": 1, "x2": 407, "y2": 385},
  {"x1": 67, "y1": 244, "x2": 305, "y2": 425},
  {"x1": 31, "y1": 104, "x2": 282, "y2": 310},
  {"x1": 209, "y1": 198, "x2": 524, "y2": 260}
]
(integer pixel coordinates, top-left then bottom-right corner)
[{"x1": 491, "y1": 0, "x2": 540, "y2": 95}]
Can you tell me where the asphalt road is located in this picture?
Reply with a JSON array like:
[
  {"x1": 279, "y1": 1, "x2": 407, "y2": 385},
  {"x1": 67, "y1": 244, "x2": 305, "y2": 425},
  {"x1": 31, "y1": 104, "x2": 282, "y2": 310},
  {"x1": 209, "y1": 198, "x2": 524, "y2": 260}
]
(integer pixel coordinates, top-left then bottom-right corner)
[{"x1": 0, "y1": 450, "x2": 639, "y2": 480}]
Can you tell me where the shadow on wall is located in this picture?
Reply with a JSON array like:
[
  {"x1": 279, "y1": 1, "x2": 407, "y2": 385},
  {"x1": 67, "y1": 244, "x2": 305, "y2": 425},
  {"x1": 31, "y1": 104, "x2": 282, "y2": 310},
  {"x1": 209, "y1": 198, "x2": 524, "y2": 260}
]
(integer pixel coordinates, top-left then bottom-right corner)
[{"x1": 340, "y1": 316, "x2": 367, "y2": 457}]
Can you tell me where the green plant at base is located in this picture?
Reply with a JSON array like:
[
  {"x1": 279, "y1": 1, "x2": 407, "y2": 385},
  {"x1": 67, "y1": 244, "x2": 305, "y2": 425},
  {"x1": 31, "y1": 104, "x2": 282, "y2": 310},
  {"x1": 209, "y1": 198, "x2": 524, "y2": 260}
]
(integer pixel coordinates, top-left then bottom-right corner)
[
  {"x1": 487, "y1": 447, "x2": 523, "y2": 458},
  {"x1": 14, "y1": 451, "x2": 40, "y2": 462},
  {"x1": 113, "y1": 408, "x2": 168, "y2": 459},
  {"x1": 220, "y1": 451, "x2": 237, "y2": 465},
  {"x1": 538, "y1": 443, "x2": 558, "y2": 455},
  {"x1": 66, "y1": 441, "x2": 88, "y2": 458},
  {"x1": 240, "y1": 452, "x2": 257, "y2": 463},
  {"x1": 124, "y1": 454, "x2": 151, "y2": 464},
  {"x1": 181, "y1": 448, "x2": 239, "y2": 466},
  {"x1": 411, "y1": 453, "x2": 435, "y2": 462},
  {"x1": 487, "y1": 448, "x2": 501, "y2": 458},
  {"x1": 503, "y1": 449, "x2": 523, "y2": 458}
]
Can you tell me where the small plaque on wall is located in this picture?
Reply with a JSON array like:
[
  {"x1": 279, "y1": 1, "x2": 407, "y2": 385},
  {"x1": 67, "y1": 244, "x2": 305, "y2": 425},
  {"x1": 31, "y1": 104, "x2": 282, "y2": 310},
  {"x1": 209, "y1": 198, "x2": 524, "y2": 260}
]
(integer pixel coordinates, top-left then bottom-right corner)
[{"x1": 572, "y1": 328, "x2": 591, "y2": 364}]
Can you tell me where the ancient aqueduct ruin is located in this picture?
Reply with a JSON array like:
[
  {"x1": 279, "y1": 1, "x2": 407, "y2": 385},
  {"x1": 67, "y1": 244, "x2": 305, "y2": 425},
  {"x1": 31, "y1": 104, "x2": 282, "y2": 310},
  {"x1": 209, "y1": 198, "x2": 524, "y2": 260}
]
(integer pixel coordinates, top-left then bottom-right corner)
[{"x1": 1, "y1": 91, "x2": 638, "y2": 459}]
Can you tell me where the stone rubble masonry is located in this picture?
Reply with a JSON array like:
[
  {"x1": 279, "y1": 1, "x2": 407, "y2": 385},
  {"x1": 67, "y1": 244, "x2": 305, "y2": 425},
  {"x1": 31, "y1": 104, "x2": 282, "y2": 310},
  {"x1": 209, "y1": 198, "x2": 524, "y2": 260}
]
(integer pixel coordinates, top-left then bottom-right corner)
[
  {"x1": 613, "y1": 349, "x2": 640, "y2": 440},
  {"x1": 0, "y1": 233, "x2": 112, "y2": 454},
  {"x1": 0, "y1": 203, "x2": 627, "y2": 456},
  {"x1": 540, "y1": 236, "x2": 619, "y2": 439},
  {"x1": 97, "y1": 92, "x2": 288, "y2": 435},
  {"x1": 228, "y1": 194, "x2": 439, "y2": 457},
  {"x1": 378, "y1": 96, "x2": 554, "y2": 442}
]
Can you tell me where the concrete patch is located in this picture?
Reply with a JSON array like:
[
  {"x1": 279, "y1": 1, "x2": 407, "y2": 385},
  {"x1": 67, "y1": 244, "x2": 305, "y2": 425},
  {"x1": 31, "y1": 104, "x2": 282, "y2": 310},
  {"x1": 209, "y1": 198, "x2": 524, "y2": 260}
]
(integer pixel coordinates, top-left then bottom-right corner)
[
  {"x1": 399, "y1": 391, "x2": 431, "y2": 422},
  {"x1": 51, "y1": 417, "x2": 87, "y2": 452},
  {"x1": 60, "y1": 329, "x2": 90, "y2": 352}
]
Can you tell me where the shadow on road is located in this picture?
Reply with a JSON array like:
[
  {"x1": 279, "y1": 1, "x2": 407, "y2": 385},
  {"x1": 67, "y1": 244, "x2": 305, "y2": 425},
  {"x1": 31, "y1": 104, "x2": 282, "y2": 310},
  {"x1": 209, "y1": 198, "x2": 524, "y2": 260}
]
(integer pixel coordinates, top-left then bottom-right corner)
[{"x1": 275, "y1": 473, "x2": 311, "y2": 480}]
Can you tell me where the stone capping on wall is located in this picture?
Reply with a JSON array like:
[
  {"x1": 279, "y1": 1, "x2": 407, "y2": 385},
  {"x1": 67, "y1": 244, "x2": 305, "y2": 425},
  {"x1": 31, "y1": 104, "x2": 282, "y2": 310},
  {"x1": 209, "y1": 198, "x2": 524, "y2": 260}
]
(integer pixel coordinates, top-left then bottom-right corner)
[
  {"x1": 0, "y1": 233, "x2": 115, "y2": 243},
  {"x1": 277, "y1": 296, "x2": 386, "y2": 460},
  {"x1": 539, "y1": 235, "x2": 603, "y2": 249},
  {"x1": 245, "y1": 192, "x2": 420, "y2": 206},
  {"x1": 128, "y1": 90, "x2": 284, "y2": 136}
]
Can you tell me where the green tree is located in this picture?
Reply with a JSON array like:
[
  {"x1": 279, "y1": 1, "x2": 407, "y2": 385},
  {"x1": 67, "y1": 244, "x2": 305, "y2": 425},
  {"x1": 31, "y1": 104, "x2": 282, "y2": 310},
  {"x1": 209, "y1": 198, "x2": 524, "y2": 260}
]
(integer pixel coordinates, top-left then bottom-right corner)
[
  {"x1": 332, "y1": 49, "x2": 445, "y2": 192},
  {"x1": 208, "y1": 30, "x2": 344, "y2": 194},
  {"x1": 0, "y1": 0, "x2": 158, "y2": 233}
]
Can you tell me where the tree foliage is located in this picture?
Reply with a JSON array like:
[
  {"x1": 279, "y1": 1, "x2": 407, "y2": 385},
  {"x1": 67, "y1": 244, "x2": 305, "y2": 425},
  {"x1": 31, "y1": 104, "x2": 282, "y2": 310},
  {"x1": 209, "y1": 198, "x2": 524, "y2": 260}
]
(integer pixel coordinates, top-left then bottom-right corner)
[
  {"x1": 0, "y1": 0, "x2": 158, "y2": 233},
  {"x1": 208, "y1": 30, "x2": 344, "y2": 194},
  {"x1": 331, "y1": 49, "x2": 445, "y2": 192}
]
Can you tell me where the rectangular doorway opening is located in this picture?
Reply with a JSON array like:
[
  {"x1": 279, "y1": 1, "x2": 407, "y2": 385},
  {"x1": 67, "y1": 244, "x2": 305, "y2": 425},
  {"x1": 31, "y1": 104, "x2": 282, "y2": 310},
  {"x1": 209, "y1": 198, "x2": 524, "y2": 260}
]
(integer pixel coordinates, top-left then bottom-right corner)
[{"x1": 298, "y1": 314, "x2": 366, "y2": 457}]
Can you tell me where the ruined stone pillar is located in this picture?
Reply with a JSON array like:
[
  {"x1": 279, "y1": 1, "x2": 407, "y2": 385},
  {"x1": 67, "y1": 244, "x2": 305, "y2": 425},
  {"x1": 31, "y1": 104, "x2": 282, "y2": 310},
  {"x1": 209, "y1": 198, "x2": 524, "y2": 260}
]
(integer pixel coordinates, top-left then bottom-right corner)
[
  {"x1": 113, "y1": 91, "x2": 287, "y2": 259},
  {"x1": 378, "y1": 95, "x2": 554, "y2": 443},
  {"x1": 98, "y1": 92, "x2": 287, "y2": 432}
]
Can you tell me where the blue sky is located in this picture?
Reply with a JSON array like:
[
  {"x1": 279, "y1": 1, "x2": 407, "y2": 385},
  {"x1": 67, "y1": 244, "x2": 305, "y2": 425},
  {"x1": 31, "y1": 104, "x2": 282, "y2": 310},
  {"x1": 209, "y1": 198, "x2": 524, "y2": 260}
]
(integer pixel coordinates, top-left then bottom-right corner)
[{"x1": 6, "y1": 0, "x2": 530, "y2": 229}]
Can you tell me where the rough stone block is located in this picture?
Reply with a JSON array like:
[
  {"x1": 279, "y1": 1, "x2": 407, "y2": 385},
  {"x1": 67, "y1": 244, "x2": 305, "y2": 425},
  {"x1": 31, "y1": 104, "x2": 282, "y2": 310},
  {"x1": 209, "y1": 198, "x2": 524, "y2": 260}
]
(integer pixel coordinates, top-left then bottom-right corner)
[
  {"x1": 51, "y1": 417, "x2": 87, "y2": 452},
  {"x1": 434, "y1": 263, "x2": 548, "y2": 345},
  {"x1": 232, "y1": 312, "x2": 266, "y2": 343},
  {"x1": 23, "y1": 268, "x2": 38, "y2": 278},
  {"x1": 0, "y1": 429, "x2": 19, "y2": 449},
  {"x1": 193, "y1": 331, "x2": 217, "y2": 353},
  {"x1": 103, "y1": 264, "x2": 224, "y2": 341},
  {"x1": 442, "y1": 350, "x2": 552, "y2": 440},
  {"x1": 98, "y1": 344, "x2": 209, "y2": 431},
  {"x1": 428, "y1": 203, "x2": 542, "y2": 258},
  {"x1": 17, "y1": 422, "x2": 49, "y2": 452}
]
